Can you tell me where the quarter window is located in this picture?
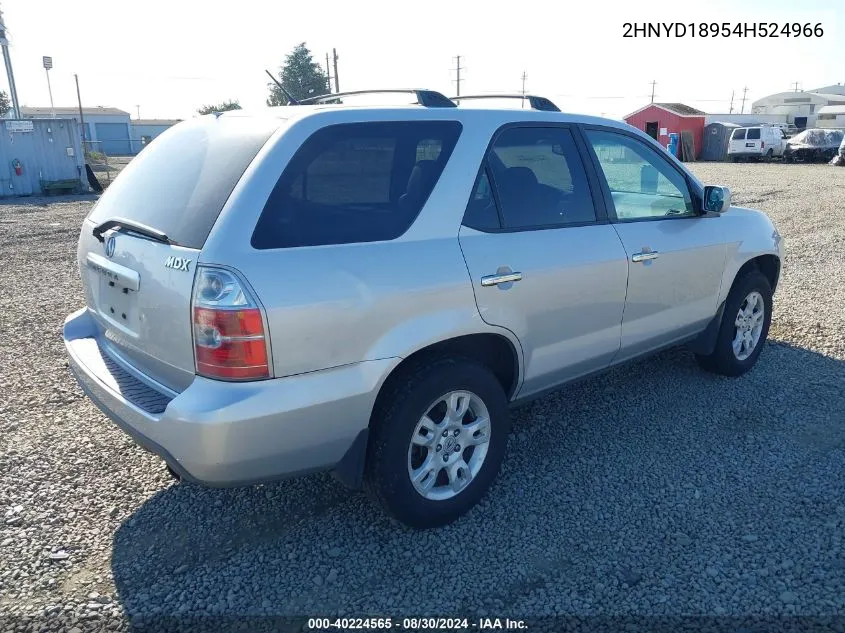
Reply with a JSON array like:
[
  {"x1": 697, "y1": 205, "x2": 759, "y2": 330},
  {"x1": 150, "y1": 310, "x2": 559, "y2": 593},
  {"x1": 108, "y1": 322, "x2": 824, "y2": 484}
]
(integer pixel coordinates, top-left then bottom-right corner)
[
  {"x1": 585, "y1": 129, "x2": 695, "y2": 220},
  {"x1": 252, "y1": 121, "x2": 462, "y2": 249}
]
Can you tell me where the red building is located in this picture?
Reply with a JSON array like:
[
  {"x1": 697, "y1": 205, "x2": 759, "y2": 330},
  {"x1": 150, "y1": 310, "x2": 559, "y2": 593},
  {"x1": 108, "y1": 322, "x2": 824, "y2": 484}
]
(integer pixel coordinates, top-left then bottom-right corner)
[{"x1": 624, "y1": 103, "x2": 706, "y2": 160}]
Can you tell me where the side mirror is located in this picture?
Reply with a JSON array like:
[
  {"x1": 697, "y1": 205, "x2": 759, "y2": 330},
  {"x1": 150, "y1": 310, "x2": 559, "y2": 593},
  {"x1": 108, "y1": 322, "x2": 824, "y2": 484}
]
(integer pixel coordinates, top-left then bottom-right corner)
[{"x1": 703, "y1": 185, "x2": 731, "y2": 214}]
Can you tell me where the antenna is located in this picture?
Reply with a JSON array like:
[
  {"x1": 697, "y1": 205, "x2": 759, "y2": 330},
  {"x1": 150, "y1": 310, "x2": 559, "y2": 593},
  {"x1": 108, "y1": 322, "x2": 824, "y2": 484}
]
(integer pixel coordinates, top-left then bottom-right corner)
[{"x1": 264, "y1": 69, "x2": 299, "y2": 105}]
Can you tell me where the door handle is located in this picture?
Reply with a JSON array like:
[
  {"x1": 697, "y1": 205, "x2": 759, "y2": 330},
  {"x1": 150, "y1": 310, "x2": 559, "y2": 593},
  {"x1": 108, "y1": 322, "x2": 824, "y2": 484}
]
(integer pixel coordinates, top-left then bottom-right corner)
[
  {"x1": 631, "y1": 251, "x2": 660, "y2": 263},
  {"x1": 481, "y1": 272, "x2": 522, "y2": 287}
]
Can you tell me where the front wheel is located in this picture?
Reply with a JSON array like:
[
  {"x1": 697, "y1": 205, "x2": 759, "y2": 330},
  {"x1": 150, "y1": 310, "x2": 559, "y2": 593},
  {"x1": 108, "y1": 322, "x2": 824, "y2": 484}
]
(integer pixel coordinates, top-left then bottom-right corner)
[
  {"x1": 696, "y1": 270, "x2": 773, "y2": 376},
  {"x1": 365, "y1": 357, "x2": 510, "y2": 529}
]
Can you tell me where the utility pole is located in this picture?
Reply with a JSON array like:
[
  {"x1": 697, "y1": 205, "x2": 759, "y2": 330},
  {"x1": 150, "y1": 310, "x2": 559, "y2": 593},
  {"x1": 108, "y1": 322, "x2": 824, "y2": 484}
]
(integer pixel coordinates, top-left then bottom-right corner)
[
  {"x1": 0, "y1": 4, "x2": 21, "y2": 119},
  {"x1": 43, "y1": 56, "x2": 55, "y2": 117},
  {"x1": 791, "y1": 81, "x2": 800, "y2": 92},
  {"x1": 649, "y1": 80, "x2": 657, "y2": 103},
  {"x1": 729, "y1": 90, "x2": 735, "y2": 114},
  {"x1": 521, "y1": 71, "x2": 528, "y2": 108},
  {"x1": 332, "y1": 48, "x2": 340, "y2": 93},
  {"x1": 325, "y1": 52, "x2": 333, "y2": 93},
  {"x1": 75, "y1": 74, "x2": 86, "y2": 149},
  {"x1": 135, "y1": 105, "x2": 140, "y2": 120},
  {"x1": 740, "y1": 86, "x2": 749, "y2": 114},
  {"x1": 452, "y1": 55, "x2": 464, "y2": 97}
]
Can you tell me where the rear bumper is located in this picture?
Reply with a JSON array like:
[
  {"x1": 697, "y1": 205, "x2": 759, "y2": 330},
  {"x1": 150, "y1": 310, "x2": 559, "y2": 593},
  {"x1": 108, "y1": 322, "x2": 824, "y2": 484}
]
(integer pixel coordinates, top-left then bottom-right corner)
[{"x1": 64, "y1": 307, "x2": 396, "y2": 486}]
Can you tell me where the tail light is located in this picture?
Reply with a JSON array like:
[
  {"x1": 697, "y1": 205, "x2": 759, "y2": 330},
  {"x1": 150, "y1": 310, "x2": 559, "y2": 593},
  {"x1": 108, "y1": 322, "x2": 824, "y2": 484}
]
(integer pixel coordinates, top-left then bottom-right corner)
[
  {"x1": 761, "y1": 141, "x2": 765, "y2": 148},
  {"x1": 192, "y1": 267, "x2": 270, "y2": 381}
]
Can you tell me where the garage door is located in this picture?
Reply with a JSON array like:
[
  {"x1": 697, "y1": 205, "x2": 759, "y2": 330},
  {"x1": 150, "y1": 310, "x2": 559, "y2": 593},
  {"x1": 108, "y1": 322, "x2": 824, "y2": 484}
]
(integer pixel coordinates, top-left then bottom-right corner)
[{"x1": 95, "y1": 122, "x2": 131, "y2": 155}]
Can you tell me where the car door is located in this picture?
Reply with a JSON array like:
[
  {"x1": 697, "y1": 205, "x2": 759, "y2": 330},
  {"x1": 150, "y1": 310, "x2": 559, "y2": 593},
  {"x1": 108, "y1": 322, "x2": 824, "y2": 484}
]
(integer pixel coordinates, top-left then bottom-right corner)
[
  {"x1": 728, "y1": 128, "x2": 746, "y2": 155},
  {"x1": 581, "y1": 127, "x2": 727, "y2": 362},
  {"x1": 459, "y1": 125, "x2": 629, "y2": 397}
]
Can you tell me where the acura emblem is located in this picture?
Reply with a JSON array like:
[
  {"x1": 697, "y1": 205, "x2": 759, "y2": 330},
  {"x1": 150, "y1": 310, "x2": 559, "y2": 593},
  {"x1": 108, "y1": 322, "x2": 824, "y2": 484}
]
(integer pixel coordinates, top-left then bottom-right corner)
[{"x1": 105, "y1": 235, "x2": 116, "y2": 258}]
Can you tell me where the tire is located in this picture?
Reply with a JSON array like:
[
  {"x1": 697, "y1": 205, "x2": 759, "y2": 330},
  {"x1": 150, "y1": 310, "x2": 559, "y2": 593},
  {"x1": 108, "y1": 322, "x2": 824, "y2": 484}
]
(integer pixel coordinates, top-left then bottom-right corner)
[
  {"x1": 365, "y1": 357, "x2": 510, "y2": 529},
  {"x1": 764, "y1": 149, "x2": 774, "y2": 162},
  {"x1": 696, "y1": 270, "x2": 773, "y2": 377}
]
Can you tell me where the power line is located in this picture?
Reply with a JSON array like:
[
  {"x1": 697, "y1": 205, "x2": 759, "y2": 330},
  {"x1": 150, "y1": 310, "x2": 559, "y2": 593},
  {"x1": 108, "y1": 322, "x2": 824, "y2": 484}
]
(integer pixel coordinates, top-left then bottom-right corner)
[{"x1": 452, "y1": 55, "x2": 464, "y2": 97}]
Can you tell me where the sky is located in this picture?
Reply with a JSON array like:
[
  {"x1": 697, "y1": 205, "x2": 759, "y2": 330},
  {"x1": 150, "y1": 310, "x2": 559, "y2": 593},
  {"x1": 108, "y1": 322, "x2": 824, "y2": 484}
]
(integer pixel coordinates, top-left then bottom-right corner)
[{"x1": 1, "y1": 0, "x2": 843, "y2": 121}]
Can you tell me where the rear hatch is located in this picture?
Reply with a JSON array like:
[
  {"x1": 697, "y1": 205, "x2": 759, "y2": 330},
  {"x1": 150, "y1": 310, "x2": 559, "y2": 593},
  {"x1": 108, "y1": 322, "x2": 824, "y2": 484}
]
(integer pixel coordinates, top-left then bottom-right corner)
[{"x1": 78, "y1": 115, "x2": 279, "y2": 392}]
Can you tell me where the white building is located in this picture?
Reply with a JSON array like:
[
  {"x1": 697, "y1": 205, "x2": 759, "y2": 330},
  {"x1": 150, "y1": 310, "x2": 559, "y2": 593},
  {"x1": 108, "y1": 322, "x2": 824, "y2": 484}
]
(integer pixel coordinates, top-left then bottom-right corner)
[
  {"x1": 809, "y1": 83, "x2": 845, "y2": 96},
  {"x1": 816, "y1": 106, "x2": 845, "y2": 129},
  {"x1": 751, "y1": 88, "x2": 845, "y2": 129},
  {"x1": 21, "y1": 106, "x2": 133, "y2": 154}
]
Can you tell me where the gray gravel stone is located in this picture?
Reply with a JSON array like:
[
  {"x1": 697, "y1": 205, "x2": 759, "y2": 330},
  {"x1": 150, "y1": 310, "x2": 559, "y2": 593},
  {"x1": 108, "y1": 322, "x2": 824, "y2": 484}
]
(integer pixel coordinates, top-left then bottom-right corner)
[{"x1": 0, "y1": 167, "x2": 844, "y2": 624}]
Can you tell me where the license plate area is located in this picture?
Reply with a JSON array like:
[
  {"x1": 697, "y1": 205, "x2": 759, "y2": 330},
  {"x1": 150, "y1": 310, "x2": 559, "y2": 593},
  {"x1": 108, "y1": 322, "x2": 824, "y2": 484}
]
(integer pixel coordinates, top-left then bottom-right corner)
[
  {"x1": 746, "y1": 142, "x2": 755, "y2": 148},
  {"x1": 98, "y1": 276, "x2": 139, "y2": 331},
  {"x1": 86, "y1": 252, "x2": 141, "y2": 334}
]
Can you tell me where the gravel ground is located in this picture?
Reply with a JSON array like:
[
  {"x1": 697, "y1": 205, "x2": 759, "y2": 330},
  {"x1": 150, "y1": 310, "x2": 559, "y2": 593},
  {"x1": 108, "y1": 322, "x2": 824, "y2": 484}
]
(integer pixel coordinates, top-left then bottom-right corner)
[{"x1": 1, "y1": 163, "x2": 844, "y2": 633}]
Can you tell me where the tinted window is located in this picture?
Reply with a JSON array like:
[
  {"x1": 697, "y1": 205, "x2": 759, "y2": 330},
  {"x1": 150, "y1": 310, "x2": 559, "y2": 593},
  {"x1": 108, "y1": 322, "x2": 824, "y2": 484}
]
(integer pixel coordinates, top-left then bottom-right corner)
[
  {"x1": 253, "y1": 121, "x2": 461, "y2": 248},
  {"x1": 747, "y1": 128, "x2": 761, "y2": 140},
  {"x1": 487, "y1": 127, "x2": 596, "y2": 228},
  {"x1": 585, "y1": 129, "x2": 694, "y2": 220},
  {"x1": 462, "y1": 168, "x2": 501, "y2": 230},
  {"x1": 732, "y1": 129, "x2": 747, "y2": 140},
  {"x1": 88, "y1": 117, "x2": 278, "y2": 249}
]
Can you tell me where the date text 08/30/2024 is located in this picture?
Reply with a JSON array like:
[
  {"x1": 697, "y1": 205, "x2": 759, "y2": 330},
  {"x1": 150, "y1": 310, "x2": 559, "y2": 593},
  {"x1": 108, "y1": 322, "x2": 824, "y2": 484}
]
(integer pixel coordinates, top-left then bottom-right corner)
[
  {"x1": 623, "y1": 22, "x2": 824, "y2": 38},
  {"x1": 307, "y1": 617, "x2": 528, "y2": 630}
]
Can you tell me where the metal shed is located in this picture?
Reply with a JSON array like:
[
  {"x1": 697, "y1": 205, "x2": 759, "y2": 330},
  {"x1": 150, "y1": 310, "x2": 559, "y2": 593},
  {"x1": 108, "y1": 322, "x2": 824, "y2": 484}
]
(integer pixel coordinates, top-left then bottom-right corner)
[
  {"x1": 624, "y1": 103, "x2": 706, "y2": 160},
  {"x1": 0, "y1": 118, "x2": 86, "y2": 196},
  {"x1": 701, "y1": 122, "x2": 741, "y2": 162}
]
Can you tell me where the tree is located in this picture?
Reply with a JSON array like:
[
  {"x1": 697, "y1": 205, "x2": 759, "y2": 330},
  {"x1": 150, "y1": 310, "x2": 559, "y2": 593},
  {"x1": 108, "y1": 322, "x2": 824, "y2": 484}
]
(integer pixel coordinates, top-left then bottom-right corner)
[
  {"x1": 0, "y1": 90, "x2": 11, "y2": 117},
  {"x1": 196, "y1": 100, "x2": 242, "y2": 115},
  {"x1": 267, "y1": 43, "x2": 330, "y2": 106}
]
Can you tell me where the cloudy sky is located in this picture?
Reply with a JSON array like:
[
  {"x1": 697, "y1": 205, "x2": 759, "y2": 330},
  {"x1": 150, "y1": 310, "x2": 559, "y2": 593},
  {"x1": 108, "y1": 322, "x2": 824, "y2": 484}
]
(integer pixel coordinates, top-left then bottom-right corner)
[{"x1": 2, "y1": 0, "x2": 842, "y2": 120}]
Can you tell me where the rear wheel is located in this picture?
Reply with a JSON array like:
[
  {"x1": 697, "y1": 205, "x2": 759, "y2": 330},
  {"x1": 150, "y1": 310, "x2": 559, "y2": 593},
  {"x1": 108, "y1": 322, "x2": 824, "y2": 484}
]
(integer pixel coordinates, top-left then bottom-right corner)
[
  {"x1": 696, "y1": 271, "x2": 772, "y2": 376},
  {"x1": 764, "y1": 149, "x2": 774, "y2": 162},
  {"x1": 365, "y1": 357, "x2": 510, "y2": 528}
]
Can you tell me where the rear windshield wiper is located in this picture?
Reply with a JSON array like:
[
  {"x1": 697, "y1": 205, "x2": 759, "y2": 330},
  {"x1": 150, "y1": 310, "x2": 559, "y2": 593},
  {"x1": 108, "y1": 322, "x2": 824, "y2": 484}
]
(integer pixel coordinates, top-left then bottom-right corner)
[{"x1": 92, "y1": 218, "x2": 176, "y2": 245}]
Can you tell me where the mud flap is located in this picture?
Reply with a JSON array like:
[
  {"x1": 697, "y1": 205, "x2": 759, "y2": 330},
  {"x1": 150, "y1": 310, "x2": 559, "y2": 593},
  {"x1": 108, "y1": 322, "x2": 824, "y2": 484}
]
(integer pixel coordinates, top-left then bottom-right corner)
[
  {"x1": 687, "y1": 301, "x2": 726, "y2": 356},
  {"x1": 331, "y1": 428, "x2": 369, "y2": 490}
]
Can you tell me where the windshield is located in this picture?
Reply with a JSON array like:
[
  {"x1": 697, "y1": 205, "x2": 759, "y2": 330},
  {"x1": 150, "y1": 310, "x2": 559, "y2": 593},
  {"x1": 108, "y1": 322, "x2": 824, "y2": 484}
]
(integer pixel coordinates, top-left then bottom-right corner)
[{"x1": 87, "y1": 116, "x2": 279, "y2": 249}]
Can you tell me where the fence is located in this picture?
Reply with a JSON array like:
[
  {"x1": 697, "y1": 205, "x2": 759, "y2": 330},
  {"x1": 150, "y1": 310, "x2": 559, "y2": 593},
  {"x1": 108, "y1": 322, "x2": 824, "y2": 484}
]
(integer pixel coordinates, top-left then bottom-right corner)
[{"x1": 82, "y1": 140, "x2": 138, "y2": 189}]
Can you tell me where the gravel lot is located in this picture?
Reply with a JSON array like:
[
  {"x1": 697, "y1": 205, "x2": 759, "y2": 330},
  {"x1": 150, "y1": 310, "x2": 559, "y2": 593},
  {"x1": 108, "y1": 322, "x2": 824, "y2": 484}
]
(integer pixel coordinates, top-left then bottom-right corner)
[{"x1": 1, "y1": 163, "x2": 844, "y2": 632}]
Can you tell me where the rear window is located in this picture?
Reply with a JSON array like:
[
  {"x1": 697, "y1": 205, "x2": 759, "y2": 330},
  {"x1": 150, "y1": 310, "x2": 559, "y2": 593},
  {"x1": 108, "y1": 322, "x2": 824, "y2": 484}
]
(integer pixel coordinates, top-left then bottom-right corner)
[
  {"x1": 87, "y1": 117, "x2": 278, "y2": 249},
  {"x1": 732, "y1": 129, "x2": 746, "y2": 140},
  {"x1": 747, "y1": 128, "x2": 761, "y2": 140},
  {"x1": 251, "y1": 121, "x2": 462, "y2": 249}
]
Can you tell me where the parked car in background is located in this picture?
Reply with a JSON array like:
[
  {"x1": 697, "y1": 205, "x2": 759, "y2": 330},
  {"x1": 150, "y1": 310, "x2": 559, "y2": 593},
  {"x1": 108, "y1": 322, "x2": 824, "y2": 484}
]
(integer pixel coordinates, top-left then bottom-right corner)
[
  {"x1": 783, "y1": 128, "x2": 845, "y2": 163},
  {"x1": 64, "y1": 90, "x2": 784, "y2": 529},
  {"x1": 728, "y1": 126, "x2": 786, "y2": 161}
]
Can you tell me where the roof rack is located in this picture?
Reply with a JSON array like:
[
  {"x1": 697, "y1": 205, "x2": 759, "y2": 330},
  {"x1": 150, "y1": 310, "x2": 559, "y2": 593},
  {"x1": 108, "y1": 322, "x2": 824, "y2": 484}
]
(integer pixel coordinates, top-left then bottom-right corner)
[
  {"x1": 297, "y1": 89, "x2": 457, "y2": 108},
  {"x1": 452, "y1": 94, "x2": 561, "y2": 112}
]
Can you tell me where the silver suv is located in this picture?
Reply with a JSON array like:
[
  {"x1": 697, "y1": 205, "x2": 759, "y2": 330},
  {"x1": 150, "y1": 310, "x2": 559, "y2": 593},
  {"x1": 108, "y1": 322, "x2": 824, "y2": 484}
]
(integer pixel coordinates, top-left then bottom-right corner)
[{"x1": 64, "y1": 90, "x2": 784, "y2": 528}]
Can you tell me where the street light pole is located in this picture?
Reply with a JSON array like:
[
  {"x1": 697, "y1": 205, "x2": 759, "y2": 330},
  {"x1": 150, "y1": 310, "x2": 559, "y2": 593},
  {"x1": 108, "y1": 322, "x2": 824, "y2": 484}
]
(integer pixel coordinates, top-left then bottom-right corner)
[
  {"x1": 43, "y1": 56, "x2": 54, "y2": 117},
  {"x1": 0, "y1": 5, "x2": 21, "y2": 119}
]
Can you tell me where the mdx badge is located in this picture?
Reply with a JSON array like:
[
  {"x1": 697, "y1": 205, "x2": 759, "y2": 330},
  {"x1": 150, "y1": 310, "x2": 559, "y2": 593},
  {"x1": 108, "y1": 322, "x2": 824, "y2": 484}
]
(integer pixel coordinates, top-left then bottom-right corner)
[{"x1": 165, "y1": 256, "x2": 192, "y2": 272}]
